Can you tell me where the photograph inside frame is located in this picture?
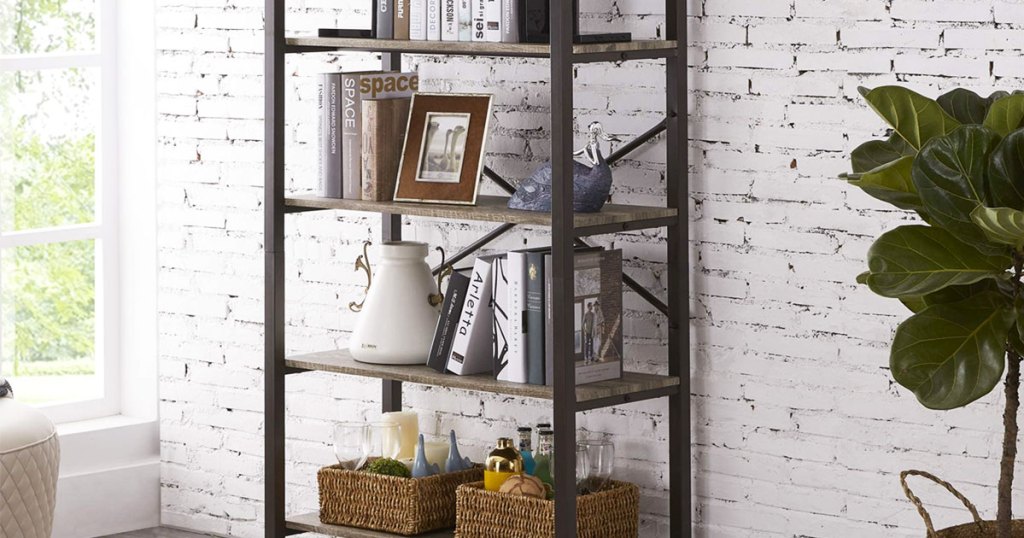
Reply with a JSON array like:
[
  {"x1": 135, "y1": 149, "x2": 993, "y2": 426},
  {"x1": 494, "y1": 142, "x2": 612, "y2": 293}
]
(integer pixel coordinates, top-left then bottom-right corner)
[{"x1": 415, "y1": 112, "x2": 471, "y2": 184}]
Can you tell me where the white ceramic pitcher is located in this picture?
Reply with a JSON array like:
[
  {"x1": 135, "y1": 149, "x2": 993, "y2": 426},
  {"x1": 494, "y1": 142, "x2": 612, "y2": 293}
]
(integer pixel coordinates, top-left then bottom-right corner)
[{"x1": 348, "y1": 241, "x2": 445, "y2": 364}]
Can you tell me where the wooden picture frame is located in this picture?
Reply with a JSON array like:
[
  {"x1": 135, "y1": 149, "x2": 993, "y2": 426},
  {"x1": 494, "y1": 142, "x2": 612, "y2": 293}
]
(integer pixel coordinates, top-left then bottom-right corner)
[{"x1": 393, "y1": 93, "x2": 493, "y2": 205}]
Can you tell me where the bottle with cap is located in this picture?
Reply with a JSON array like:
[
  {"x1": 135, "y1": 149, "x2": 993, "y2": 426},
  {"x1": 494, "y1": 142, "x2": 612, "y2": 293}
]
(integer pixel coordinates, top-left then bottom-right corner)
[
  {"x1": 517, "y1": 426, "x2": 536, "y2": 475},
  {"x1": 484, "y1": 437, "x2": 523, "y2": 491},
  {"x1": 533, "y1": 429, "x2": 554, "y2": 490}
]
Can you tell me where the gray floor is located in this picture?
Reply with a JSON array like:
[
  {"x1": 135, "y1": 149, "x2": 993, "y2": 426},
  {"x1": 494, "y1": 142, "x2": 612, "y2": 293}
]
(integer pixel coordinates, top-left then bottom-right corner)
[{"x1": 103, "y1": 528, "x2": 208, "y2": 538}]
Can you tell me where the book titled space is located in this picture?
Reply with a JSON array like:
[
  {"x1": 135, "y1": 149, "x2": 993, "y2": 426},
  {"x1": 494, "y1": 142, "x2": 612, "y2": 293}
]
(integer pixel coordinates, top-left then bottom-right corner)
[{"x1": 339, "y1": 71, "x2": 419, "y2": 200}]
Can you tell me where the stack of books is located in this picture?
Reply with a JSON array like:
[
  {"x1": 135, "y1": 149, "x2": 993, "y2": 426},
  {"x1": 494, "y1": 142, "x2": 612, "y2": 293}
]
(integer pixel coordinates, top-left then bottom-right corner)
[
  {"x1": 374, "y1": 0, "x2": 546, "y2": 43},
  {"x1": 427, "y1": 247, "x2": 623, "y2": 386},
  {"x1": 318, "y1": 71, "x2": 418, "y2": 200}
]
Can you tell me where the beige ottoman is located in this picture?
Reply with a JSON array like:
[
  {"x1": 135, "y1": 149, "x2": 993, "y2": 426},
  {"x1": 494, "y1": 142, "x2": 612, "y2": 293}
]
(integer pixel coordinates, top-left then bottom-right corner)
[{"x1": 0, "y1": 379, "x2": 60, "y2": 538}]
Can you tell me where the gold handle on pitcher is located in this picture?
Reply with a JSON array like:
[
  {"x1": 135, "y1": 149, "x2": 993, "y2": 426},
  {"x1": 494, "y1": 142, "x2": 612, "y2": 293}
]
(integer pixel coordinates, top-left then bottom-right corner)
[
  {"x1": 429, "y1": 246, "x2": 452, "y2": 307},
  {"x1": 349, "y1": 241, "x2": 372, "y2": 312}
]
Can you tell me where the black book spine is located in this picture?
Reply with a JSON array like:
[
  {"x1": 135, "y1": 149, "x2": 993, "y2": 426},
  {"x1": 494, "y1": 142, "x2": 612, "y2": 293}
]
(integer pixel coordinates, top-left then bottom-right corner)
[
  {"x1": 427, "y1": 271, "x2": 471, "y2": 372},
  {"x1": 378, "y1": 0, "x2": 394, "y2": 38},
  {"x1": 526, "y1": 251, "x2": 545, "y2": 385}
]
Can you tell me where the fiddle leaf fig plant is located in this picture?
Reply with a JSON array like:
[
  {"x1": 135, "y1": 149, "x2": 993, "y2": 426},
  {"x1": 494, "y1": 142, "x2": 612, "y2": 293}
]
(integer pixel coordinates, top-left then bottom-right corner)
[{"x1": 842, "y1": 86, "x2": 1024, "y2": 538}]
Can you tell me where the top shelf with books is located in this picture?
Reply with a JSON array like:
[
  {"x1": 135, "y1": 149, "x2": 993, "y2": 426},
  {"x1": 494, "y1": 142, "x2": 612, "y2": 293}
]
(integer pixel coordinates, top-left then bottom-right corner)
[{"x1": 285, "y1": 37, "x2": 679, "y2": 63}]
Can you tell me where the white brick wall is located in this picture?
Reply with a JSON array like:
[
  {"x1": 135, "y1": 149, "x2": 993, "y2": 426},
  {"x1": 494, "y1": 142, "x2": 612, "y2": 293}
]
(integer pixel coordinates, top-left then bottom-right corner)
[{"x1": 155, "y1": 0, "x2": 1024, "y2": 536}]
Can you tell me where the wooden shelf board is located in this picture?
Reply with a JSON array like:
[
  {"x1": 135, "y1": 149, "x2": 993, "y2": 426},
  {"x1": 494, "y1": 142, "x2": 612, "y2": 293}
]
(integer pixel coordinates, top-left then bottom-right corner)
[
  {"x1": 285, "y1": 348, "x2": 680, "y2": 404},
  {"x1": 286, "y1": 512, "x2": 453, "y2": 537},
  {"x1": 285, "y1": 37, "x2": 678, "y2": 59},
  {"x1": 286, "y1": 194, "x2": 677, "y2": 232}
]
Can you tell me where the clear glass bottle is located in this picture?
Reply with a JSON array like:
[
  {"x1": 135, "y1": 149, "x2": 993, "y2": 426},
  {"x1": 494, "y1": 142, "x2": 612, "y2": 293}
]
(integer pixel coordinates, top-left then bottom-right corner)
[
  {"x1": 517, "y1": 426, "x2": 536, "y2": 475},
  {"x1": 533, "y1": 429, "x2": 554, "y2": 490}
]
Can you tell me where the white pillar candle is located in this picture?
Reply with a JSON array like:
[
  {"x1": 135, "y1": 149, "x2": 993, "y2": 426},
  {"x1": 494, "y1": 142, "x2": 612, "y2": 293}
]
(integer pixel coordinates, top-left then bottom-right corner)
[
  {"x1": 382, "y1": 411, "x2": 418, "y2": 460},
  {"x1": 423, "y1": 440, "x2": 449, "y2": 468}
]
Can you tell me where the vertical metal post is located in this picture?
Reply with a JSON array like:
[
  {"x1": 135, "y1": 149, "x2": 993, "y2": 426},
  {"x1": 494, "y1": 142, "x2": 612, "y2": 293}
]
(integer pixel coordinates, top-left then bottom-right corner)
[
  {"x1": 665, "y1": 0, "x2": 690, "y2": 536},
  {"x1": 264, "y1": 0, "x2": 286, "y2": 536},
  {"x1": 380, "y1": 56, "x2": 404, "y2": 414},
  {"x1": 550, "y1": 1, "x2": 577, "y2": 537}
]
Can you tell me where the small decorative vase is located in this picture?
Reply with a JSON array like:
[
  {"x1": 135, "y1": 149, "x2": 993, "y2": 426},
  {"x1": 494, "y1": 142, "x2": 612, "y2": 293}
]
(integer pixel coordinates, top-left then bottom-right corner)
[
  {"x1": 445, "y1": 429, "x2": 473, "y2": 473},
  {"x1": 508, "y1": 121, "x2": 622, "y2": 213},
  {"x1": 348, "y1": 241, "x2": 445, "y2": 365},
  {"x1": 484, "y1": 437, "x2": 523, "y2": 492},
  {"x1": 412, "y1": 434, "x2": 440, "y2": 478}
]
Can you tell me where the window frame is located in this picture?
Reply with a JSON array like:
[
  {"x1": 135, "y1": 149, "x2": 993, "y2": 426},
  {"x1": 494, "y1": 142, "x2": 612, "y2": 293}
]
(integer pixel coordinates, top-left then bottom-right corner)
[{"x1": 0, "y1": 0, "x2": 121, "y2": 423}]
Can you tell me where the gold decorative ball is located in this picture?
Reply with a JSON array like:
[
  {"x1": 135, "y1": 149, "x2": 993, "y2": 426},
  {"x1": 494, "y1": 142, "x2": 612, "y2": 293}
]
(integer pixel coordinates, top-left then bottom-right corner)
[{"x1": 498, "y1": 474, "x2": 546, "y2": 499}]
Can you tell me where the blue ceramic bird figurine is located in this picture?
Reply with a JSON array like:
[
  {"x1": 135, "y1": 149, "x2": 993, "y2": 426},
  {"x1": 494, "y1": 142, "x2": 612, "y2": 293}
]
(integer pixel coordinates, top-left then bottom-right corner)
[
  {"x1": 412, "y1": 434, "x2": 440, "y2": 478},
  {"x1": 508, "y1": 122, "x2": 622, "y2": 213},
  {"x1": 445, "y1": 430, "x2": 473, "y2": 473}
]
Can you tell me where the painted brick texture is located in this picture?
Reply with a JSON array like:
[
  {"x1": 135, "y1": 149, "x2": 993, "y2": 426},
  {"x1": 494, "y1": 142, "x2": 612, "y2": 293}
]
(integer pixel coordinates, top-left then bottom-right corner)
[{"x1": 155, "y1": 0, "x2": 1024, "y2": 536}]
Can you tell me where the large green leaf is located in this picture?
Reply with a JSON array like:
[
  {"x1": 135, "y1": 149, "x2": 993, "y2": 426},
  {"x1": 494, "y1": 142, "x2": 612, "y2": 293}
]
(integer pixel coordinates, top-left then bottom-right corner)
[
  {"x1": 971, "y1": 206, "x2": 1024, "y2": 249},
  {"x1": 843, "y1": 157, "x2": 924, "y2": 212},
  {"x1": 937, "y1": 88, "x2": 991, "y2": 125},
  {"x1": 899, "y1": 280, "x2": 1004, "y2": 314},
  {"x1": 850, "y1": 140, "x2": 906, "y2": 174},
  {"x1": 890, "y1": 292, "x2": 1013, "y2": 410},
  {"x1": 988, "y1": 128, "x2": 1024, "y2": 210},
  {"x1": 912, "y1": 125, "x2": 1003, "y2": 247},
  {"x1": 864, "y1": 225, "x2": 1009, "y2": 297},
  {"x1": 860, "y1": 86, "x2": 961, "y2": 150},
  {"x1": 984, "y1": 94, "x2": 1024, "y2": 137}
]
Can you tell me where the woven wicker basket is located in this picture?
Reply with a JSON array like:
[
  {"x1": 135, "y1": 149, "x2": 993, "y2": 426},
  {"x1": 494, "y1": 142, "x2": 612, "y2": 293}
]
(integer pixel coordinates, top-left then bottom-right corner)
[
  {"x1": 318, "y1": 463, "x2": 483, "y2": 536},
  {"x1": 901, "y1": 470, "x2": 1024, "y2": 537},
  {"x1": 455, "y1": 480, "x2": 639, "y2": 538}
]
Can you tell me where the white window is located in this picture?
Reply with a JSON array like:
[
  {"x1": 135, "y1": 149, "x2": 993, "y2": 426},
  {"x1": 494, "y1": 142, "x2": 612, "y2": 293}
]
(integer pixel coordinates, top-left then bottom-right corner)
[{"x1": 0, "y1": 0, "x2": 119, "y2": 423}]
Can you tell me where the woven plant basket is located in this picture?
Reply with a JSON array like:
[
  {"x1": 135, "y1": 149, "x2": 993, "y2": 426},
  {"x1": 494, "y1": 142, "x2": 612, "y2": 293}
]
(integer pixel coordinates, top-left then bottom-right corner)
[
  {"x1": 318, "y1": 463, "x2": 483, "y2": 536},
  {"x1": 901, "y1": 470, "x2": 1024, "y2": 537},
  {"x1": 455, "y1": 480, "x2": 639, "y2": 538}
]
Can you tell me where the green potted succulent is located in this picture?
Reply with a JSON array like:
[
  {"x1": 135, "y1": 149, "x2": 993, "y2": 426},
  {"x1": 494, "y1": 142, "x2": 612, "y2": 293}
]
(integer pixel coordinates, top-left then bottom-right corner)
[{"x1": 843, "y1": 86, "x2": 1024, "y2": 537}]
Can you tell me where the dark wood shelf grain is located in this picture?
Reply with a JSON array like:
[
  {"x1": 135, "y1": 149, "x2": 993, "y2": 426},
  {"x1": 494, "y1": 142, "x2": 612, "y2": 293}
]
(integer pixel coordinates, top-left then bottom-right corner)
[
  {"x1": 285, "y1": 194, "x2": 678, "y2": 235},
  {"x1": 285, "y1": 37, "x2": 679, "y2": 62},
  {"x1": 285, "y1": 348, "x2": 681, "y2": 408}
]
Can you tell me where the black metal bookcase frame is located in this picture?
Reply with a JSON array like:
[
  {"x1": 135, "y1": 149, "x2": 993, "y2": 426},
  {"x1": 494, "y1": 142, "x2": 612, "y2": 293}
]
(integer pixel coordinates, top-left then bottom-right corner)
[{"x1": 263, "y1": 1, "x2": 688, "y2": 536}]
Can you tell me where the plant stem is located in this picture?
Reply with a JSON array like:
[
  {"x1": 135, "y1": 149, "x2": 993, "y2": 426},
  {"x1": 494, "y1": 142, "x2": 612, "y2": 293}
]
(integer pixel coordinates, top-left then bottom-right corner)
[
  {"x1": 998, "y1": 252, "x2": 1024, "y2": 538},
  {"x1": 999, "y1": 350, "x2": 1021, "y2": 537}
]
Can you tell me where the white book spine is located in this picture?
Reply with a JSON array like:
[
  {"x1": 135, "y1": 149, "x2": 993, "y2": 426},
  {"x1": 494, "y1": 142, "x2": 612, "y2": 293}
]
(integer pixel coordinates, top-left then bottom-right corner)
[
  {"x1": 472, "y1": 0, "x2": 486, "y2": 42},
  {"x1": 426, "y1": 0, "x2": 441, "y2": 40},
  {"x1": 446, "y1": 258, "x2": 494, "y2": 375},
  {"x1": 458, "y1": 0, "x2": 473, "y2": 41},
  {"x1": 483, "y1": 0, "x2": 501, "y2": 42},
  {"x1": 502, "y1": 251, "x2": 528, "y2": 383},
  {"x1": 410, "y1": 0, "x2": 427, "y2": 40},
  {"x1": 442, "y1": 0, "x2": 459, "y2": 41}
]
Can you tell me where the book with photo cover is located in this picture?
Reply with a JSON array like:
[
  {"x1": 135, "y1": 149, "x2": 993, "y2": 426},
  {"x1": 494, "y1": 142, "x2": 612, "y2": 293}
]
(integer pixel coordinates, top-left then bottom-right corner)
[
  {"x1": 483, "y1": 0, "x2": 501, "y2": 42},
  {"x1": 545, "y1": 249, "x2": 623, "y2": 386},
  {"x1": 340, "y1": 71, "x2": 419, "y2": 200}
]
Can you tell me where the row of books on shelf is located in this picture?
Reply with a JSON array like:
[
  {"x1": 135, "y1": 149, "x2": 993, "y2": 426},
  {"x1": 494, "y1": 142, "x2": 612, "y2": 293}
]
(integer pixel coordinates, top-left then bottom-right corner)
[
  {"x1": 373, "y1": 0, "x2": 547, "y2": 44},
  {"x1": 427, "y1": 246, "x2": 624, "y2": 386},
  {"x1": 318, "y1": 71, "x2": 417, "y2": 200}
]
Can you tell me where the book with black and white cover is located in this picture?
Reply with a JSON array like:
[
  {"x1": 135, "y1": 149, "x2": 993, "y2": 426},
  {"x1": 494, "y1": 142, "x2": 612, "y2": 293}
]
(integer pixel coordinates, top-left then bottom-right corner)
[
  {"x1": 447, "y1": 256, "x2": 497, "y2": 375},
  {"x1": 441, "y1": 0, "x2": 459, "y2": 41},
  {"x1": 395, "y1": 0, "x2": 410, "y2": 39},
  {"x1": 497, "y1": 250, "x2": 528, "y2": 382},
  {"x1": 319, "y1": 73, "x2": 342, "y2": 198},
  {"x1": 500, "y1": 0, "x2": 518, "y2": 43},
  {"x1": 377, "y1": 0, "x2": 394, "y2": 39},
  {"x1": 410, "y1": 0, "x2": 427, "y2": 40},
  {"x1": 340, "y1": 71, "x2": 419, "y2": 199},
  {"x1": 544, "y1": 249, "x2": 624, "y2": 386},
  {"x1": 426, "y1": 0, "x2": 441, "y2": 40},
  {"x1": 493, "y1": 254, "x2": 525, "y2": 382},
  {"x1": 483, "y1": 0, "x2": 501, "y2": 42},
  {"x1": 427, "y1": 270, "x2": 470, "y2": 373},
  {"x1": 458, "y1": 0, "x2": 472, "y2": 40}
]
